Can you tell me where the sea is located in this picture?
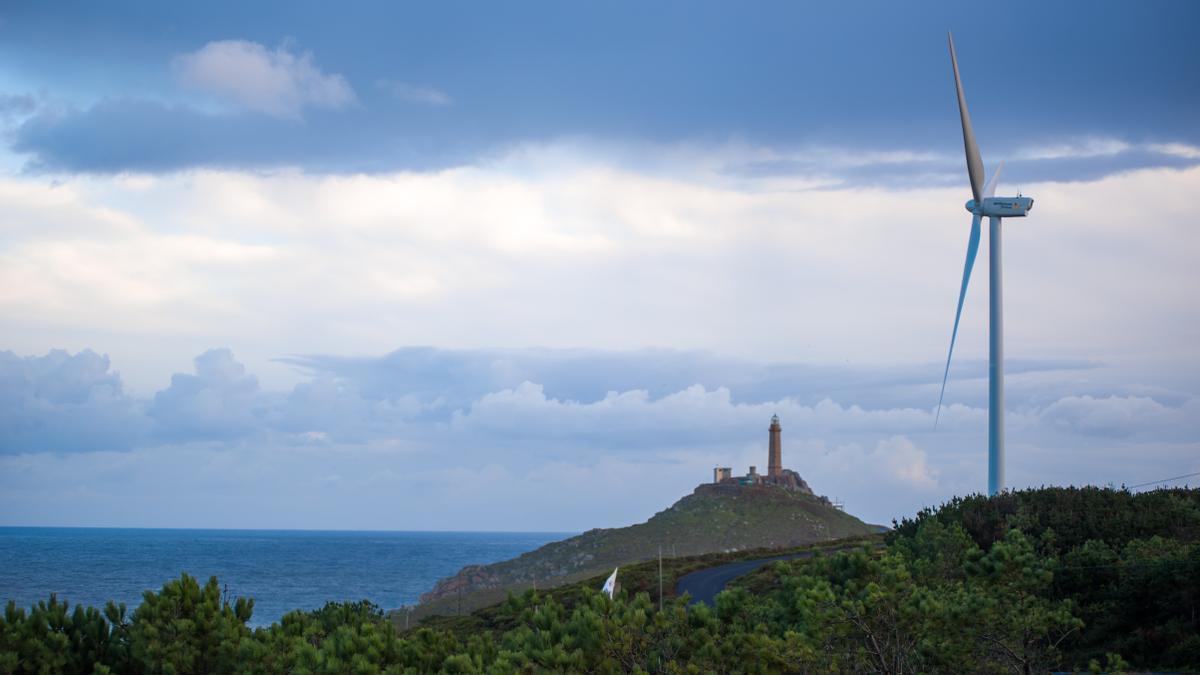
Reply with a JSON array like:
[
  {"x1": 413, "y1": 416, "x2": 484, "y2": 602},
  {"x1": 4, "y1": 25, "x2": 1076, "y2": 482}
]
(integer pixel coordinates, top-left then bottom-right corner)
[{"x1": 0, "y1": 527, "x2": 569, "y2": 626}]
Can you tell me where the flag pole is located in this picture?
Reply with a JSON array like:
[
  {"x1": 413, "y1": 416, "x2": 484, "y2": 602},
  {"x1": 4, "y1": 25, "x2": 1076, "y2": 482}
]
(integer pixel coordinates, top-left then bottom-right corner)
[{"x1": 658, "y1": 545, "x2": 663, "y2": 612}]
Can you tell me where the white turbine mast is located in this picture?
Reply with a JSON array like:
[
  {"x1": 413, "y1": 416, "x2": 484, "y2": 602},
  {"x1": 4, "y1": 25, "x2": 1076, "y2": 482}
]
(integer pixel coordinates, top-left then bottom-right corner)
[{"x1": 936, "y1": 33, "x2": 1035, "y2": 496}]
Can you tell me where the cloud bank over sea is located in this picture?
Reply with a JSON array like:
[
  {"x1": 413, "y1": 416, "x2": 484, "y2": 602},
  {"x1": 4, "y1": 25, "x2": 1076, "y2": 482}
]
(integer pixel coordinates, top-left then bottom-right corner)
[{"x1": 2, "y1": 345, "x2": 1196, "y2": 531}]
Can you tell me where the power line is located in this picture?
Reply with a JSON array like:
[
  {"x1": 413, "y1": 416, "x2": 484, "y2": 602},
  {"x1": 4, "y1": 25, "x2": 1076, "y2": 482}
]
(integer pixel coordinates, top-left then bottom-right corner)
[
  {"x1": 1125, "y1": 471, "x2": 1200, "y2": 490},
  {"x1": 1057, "y1": 560, "x2": 1197, "y2": 572}
]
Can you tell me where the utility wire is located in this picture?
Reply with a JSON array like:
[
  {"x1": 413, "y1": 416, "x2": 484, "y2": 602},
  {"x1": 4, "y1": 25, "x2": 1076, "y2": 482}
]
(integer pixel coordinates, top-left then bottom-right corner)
[
  {"x1": 1125, "y1": 471, "x2": 1200, "y2": 490},
  {"x1": 1056, "y1": 560, "x2": 1197, "y2": 571}
]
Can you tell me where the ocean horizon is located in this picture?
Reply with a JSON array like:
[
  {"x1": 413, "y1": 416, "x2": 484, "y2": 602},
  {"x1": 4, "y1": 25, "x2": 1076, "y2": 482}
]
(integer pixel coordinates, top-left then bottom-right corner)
[{"x1": 0, "y1": 526, "x2": 571, "y2": 626}]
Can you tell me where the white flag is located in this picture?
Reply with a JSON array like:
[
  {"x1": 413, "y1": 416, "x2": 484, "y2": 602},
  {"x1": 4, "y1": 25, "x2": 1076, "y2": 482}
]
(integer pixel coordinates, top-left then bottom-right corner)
[{"x1": 601, "y1": 567, "x2": 618, "y2": 598}]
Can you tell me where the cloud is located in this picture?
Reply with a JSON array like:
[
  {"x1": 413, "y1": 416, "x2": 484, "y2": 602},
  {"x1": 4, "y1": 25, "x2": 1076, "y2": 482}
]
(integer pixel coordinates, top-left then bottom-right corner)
[
  {"x1": 802, "y1": 436, "x2": 939, "y2": 499},
  {"x1": 274, "y1": 376, "x2": 428, "y2": 443},
  {"x1": 0, "y1": 142, "x2": 1196, "y2": 527},
  {"x1": 173, "y1": 40, "x2": 355, "y2": 118},
  {"x1": 4, "y1": 346, "x2": 1196, "y2": 458},
  {"x1": 0, "y1": 93, "x2": 38, "y2": 123},
  {"x1": 8, "y1": 79, "x2": 1199, "y2": 182},
  {"x1": 148, "y1": 348, "x2": 268, "y2": 441},
  {"x1": 449, "y1": 382, "x2": 956, "y2": 450},
  {"x1": 1, "y1": 156, "x2": 1195, "y2": 403},
  {"x1": 1146, "y1": 142, "x2": 1200, "y2": 160},
  {"x1": 1038, "y1": 395, "x2": 1200, "y2": 440},
  {"x1": 0, "y1": 349, "x2": 147, "y2": 453},
  {"x1": 279, "y1": 347, "x2": 1098, "y2": 422},
  {"x1": 725, "y1": 138, "x2": 1200, "y2": 189},
  {"x1": 875, "y1": 436, "x2": 938, "y2": 489},
  {"x1": 1015, "y1": 138, "x2": 1133, "y2": 162},
  {"x1": 376, "y1": 79, "x2": 452, "y2": 106},
  {"x1": 0, "y1": 345, "x2": 1196, "y2": 528}
]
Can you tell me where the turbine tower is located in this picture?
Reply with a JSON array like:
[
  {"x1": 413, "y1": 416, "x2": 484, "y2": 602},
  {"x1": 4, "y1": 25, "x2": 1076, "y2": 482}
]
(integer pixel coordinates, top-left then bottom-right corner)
[{"x1": 937, "y1": 33, "x2": 1034, "y2": 496}]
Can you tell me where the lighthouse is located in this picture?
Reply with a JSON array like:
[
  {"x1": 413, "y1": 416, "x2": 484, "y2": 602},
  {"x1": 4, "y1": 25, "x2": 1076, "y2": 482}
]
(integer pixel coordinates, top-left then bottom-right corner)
[
  {"x1": 768, "y1": 414, "x2": 782, "y2": 478},
  {"x1": 710, "y1": 415, "x2": 818, "y2": 496}
]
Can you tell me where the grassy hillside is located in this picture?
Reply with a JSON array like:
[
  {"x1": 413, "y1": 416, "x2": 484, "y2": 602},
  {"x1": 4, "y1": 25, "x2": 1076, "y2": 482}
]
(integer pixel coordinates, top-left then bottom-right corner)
[
  {"x1": 409, "y1": 483, "x2": 877, "y2": 621},
  {"x1": 399, "y1": 534, "x2": 882, "y2": 637}
]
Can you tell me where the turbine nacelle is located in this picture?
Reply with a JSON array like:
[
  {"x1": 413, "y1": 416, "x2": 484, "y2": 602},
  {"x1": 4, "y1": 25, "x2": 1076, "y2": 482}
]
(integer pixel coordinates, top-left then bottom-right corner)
[{"x1": 965, "y1": 196, "x2": 1034, "y2": 218}]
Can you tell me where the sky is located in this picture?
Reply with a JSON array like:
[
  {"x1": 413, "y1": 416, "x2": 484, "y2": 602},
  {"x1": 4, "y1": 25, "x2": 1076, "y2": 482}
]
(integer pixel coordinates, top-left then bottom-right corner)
[{"x1": 1, "y1": 1, "x2": 1198, "y2": 531}]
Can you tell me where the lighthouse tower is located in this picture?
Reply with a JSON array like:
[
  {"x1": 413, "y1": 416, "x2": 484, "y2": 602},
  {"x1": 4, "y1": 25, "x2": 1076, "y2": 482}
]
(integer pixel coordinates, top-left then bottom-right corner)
[{"x1": 767, "y1": 414, "x2": 782, "y2": 478}]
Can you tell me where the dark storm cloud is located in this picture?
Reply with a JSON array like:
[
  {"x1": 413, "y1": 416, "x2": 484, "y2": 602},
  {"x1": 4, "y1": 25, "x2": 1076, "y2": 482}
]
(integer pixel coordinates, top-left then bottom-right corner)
[
  {"x1": 14, "y1": 95, "x2": 1196, "y2": 184},
  {"x1": 8, "y1": 99, "x2": 456, "y2": 174},
  {"x1": 3, "y1": 1, "x2": 1198, "y2": 176},
  {"x1": 13, "y1": 100, "x2": 287, "y2": 173}
]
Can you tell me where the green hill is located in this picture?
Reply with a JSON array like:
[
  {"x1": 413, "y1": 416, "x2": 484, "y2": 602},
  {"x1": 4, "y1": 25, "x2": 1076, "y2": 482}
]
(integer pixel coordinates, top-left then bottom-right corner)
[
  {"x1": 403, "y1": 533, "x2": 882, "y2": 636},
  {"x1": 413, "y1": 482, "x2": 876, "y2": 618}
]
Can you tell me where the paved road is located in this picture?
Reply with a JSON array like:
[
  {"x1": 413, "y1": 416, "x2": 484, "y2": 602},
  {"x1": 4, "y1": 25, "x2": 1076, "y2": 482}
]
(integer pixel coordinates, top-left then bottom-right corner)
[{"x1": 675, "y1": 552, "x2": 815, "y2": 606}]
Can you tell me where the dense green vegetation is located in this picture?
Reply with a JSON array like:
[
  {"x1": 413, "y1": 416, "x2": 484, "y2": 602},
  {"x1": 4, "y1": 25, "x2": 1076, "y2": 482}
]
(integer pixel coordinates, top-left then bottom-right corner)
[{"x1": 3, "y1": 487, "x2": 1197, "y2": 673}]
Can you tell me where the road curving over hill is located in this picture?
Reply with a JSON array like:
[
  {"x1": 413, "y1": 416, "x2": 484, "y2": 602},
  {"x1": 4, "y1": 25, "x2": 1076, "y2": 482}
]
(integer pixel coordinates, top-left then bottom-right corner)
[
  {"x1": 675, "y1": 552, "x2": 814, "y2": 606},
  {"x1": 676, "y1": 541, "x2": 880, "y2": 606}
]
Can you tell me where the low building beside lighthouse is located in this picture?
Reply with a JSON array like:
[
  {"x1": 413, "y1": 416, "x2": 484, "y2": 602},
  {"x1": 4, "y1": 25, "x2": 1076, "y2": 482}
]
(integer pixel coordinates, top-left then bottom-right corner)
[{"x1": 713, "y1": 414, "x2": 816, "y2": 495}]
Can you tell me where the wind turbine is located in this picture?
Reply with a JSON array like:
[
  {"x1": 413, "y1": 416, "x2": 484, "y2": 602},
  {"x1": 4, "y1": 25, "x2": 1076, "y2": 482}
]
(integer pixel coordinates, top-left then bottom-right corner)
[{"x1": 936, "y1": 33, "x2": 1034, "y2": 496}]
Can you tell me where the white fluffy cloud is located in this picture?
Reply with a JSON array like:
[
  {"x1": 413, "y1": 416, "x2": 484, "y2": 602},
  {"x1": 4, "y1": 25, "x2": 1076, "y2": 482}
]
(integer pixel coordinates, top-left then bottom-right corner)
[
  {"x1": 174, "y1": 40, "x2": 355, "y2": 117},
  {"x1": 1037, "y1": 395, "x2": 1200, "y2": 440},
  {"x1": 2, "y1": 146, "x2": 1196, "y2": 399},
  {"x1": 798, "y1": 436, "x2": 940, "y2": 505}
]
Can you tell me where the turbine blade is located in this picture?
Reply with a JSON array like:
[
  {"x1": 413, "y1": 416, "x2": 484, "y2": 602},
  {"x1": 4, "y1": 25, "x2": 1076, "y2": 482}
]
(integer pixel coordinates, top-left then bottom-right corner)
[
  {"x1": 983, "y1": 160, "x2": 1004, "y2": 199},
  {"x1": 948, "y1": 32, "x2": 985, "y2": 204},
  {"x1": 936, "y1": 213, "x2": 982, "y2": 426}
]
